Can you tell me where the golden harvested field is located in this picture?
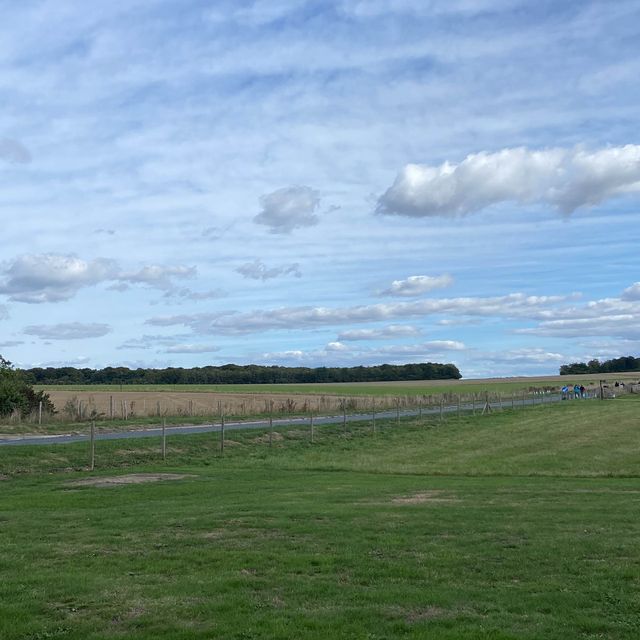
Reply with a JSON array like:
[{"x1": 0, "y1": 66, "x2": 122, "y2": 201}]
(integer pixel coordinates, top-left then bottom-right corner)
[{"x1": 42, "y1": 372, "x2": 640, "y2": 418}]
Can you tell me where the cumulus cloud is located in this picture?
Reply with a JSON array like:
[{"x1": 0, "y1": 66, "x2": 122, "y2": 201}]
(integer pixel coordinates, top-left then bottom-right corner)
[
  {"x1": 24, "y1": 322, "x2": 112, "y2": 340},
  {"x1": 236, "y1": 259, "x2": 302, "y2": 281},
  {"x1": 0, "y1": 255, "x2": 118, "y2": 303},
  {"x1": 381, "y1": 274, "x2": 453, "y2": 297},
  {"x1": 377, "y1": 145, "x2": 640, "y2": 217},
  {"x1": 338, "y1": 324, "x2": 422, "y2": 341},
  {"x1": 0, "y1": 138, "x2": 31, "y2": 164},
  {"x1": 622, "y1": 282, "x2": 640, "y2": 300},
  {"x1": 0, "y1": 254, "x2": 204, "y2": 303},
  {"x1": 254, "y1": 186, "x2": 321, "y2": 233}
]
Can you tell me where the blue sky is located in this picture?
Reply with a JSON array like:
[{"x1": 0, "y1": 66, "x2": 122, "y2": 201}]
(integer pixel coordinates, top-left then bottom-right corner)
[{"x1": 1, "y1": 0, "x2": 639, "y2": 377}]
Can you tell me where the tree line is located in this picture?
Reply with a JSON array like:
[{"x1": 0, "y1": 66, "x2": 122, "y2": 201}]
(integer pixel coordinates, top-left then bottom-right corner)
[
  {"x1": 560, "y1": 356, "x2": 640, "y2": 376},
  {"x1": 21, "y1": 362, "x2": 462, "y2": 385}
]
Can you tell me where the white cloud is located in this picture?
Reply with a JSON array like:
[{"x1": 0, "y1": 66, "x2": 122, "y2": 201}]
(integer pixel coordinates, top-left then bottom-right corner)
[
  {"x1": 0, "y1": 340, "x2": 23, "y2": 348},
  {"x1": 164, "y1": 344, "x2": 221, "y2": 354},
  {"x1": 258, "y1": 338, "x2": 464, "y2": 366},
  {"x1": 325, "y1": 341, "x2": 349, "y2": 352},
  {"x1": 162, "y1": 287, "x2": 226, "y2": 301},
  {"x1": 482, "y1": 347, "x2": 565, "y2": 365},
  {"x1": 0, "y1": 138, "x2": 31, "y2": 164},
  {"x1": 254, "y1": 186, "x2": 321, "y2": 234},
  {"x1": 520, "y1": 314, "x2": 640, "y2": 339},
  {"x1": 377, "y1": 145, "x2": 640, "y2": 217},
  {"x1": 339, "y1": 0, "x2": 522, "y2": 18},
  {"x1": 367, "y1": 340, "x2": 466, "y2": 355},
  {"x1": 0, "y1": 254, "x2": 205, "y2": 304},
  {"x1": 338, "y1": 324, "x2": 422, "y2": 341},
  {"x1": 381, "y1": 274, "x2": 453, "y2": 297},
  {"x1": 23, "y1": 322, "x2": 112, "y2": 340},
  {"x1": 622, "y1": 282, "x2": 640, "y2": 300},
  {"x1": 0, "y1": 254, "x2": 118, "y2": 303},
  {"x1": 118, "y1": 265, "x2": 196, "y2": 289},
  {"x1": 516, "y1": 295, "x2": 640, "y2": 339},
  {"x1": 147, "y1": 292, "x2": 569, "y2": 335},
  {"x1": 117, "y1": 334, "x2": 192, "y2": 351},
  {"x1": 236, "y1": 259, "x2": 302, "y2": 281}
]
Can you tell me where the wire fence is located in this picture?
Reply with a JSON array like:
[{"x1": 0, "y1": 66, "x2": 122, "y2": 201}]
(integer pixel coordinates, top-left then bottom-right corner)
[{"x1": 0, "y1": 385, "x2": 590, "y2": 426}]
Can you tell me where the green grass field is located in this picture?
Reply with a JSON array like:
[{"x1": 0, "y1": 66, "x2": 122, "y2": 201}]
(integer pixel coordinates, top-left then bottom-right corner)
[{"x1": 1, "y1": 399, "x2": 639, "y2": 638}]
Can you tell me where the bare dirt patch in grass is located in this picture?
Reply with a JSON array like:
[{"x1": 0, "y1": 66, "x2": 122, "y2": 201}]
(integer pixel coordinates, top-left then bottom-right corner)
[
  {"x1": 67, "y1": 473, "x2": 195, "y2": 488},
  {"x1": 391, "y1": 490, "x2": 459, "y2": 504}
]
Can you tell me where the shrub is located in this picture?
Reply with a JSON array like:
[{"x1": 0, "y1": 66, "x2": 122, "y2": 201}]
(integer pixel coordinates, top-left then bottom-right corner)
[{"x1": 0, "y1": 355, "x2": 55, "y2": 418}]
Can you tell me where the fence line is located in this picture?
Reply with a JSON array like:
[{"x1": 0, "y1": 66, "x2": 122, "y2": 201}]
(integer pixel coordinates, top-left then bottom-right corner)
[
  {"x1": 0, "y1": 388, "x2": 610, "y2": 474},
  {"x1": 2, "y1": 384, "x2": 614, "y2": 428}
]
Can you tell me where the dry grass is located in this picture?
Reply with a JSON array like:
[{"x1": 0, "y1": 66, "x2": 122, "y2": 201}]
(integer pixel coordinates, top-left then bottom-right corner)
[{"x1": 66, "y1": 473, "x2": 194, "y2": 488}]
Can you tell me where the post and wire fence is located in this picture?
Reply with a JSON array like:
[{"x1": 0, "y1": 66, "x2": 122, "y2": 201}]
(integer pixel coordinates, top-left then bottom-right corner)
[
  {"x1": 0, "y1": 383, "x2": 619, "y2": 471},
  {"x1": 68, "y1": 385, "x2": 610, "y2": 470}
]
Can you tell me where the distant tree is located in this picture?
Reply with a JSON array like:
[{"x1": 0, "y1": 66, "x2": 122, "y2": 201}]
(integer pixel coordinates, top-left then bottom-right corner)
[
  {"x1": 0, "y1": 355, "x2": 55, "y2": 417},
  {"x1": 560, "y1": 356, "x2": 640, "y2": 376}
]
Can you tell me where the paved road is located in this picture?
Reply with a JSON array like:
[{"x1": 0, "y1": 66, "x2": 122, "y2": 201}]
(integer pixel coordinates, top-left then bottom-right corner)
[{"x1": 0, "y1": 393, "x2": 577, "y2": 447}]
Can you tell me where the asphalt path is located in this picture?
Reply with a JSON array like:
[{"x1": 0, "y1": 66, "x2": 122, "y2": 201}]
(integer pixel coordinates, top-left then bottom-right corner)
[{"x1": 0, "y1": 393, "x2": 578, "y2": 447}]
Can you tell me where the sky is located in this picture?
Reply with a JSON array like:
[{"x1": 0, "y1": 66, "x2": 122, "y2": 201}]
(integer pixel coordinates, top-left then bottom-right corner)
[{"x1": 1, "y1": 0, "x2": 639, "y2": 378}]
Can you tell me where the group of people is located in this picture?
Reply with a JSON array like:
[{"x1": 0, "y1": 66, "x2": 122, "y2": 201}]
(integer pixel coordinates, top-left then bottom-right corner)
[{"x1": 561, "y1": 384, "x2": 586, "y2": 399}]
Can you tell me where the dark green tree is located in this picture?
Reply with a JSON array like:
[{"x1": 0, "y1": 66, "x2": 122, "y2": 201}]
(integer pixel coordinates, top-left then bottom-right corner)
[{"x1": 0, "y1": 355, "x2": 55, "y2": 418}]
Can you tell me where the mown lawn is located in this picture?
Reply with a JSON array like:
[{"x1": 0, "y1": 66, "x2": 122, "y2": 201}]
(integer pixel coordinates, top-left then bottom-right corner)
[{"x1": 1, "y1": 399, "x2": 639, "y2": 639}]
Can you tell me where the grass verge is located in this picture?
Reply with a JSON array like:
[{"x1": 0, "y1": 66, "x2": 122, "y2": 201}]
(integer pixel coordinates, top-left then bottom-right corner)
[{"x1": 0, "y1": 398, "x2": 639, "y2": 639}]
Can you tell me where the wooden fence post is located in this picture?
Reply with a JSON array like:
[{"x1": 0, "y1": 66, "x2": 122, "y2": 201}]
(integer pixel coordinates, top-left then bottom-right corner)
[
  {"x1": 396, "y1": 398, "x2": 400, "y2": 427},
  {"x1": 162, "y1": 418, "x2": 166, "y2": 461},
  {"x1": 38, "y1": 401, "x2": 42, "y2": 426},
  {"x1": 372, "y1": 400, "x2": 376, "y2": 434},
  {"x1": 218, "y1": 402, "x2": 224, "y2": 455},
  {"x1": 439, "y1": 396, "x2": 444, "y2": 422},
  {"x1": 269, "y1": 401, "x2": 274, "y2": 447},
  {"x1": 90, "y1": 420, "x2": 95, "y2": 471},
  {"x1": 310, "y1": 413, "x2": 314, "y2": 444},
  {"x1": 342, "y1": 399, "x2": 347, "y2": 433},
  {"x1": 482, "y1": 391, "x2": 492, "y2": 415}
]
